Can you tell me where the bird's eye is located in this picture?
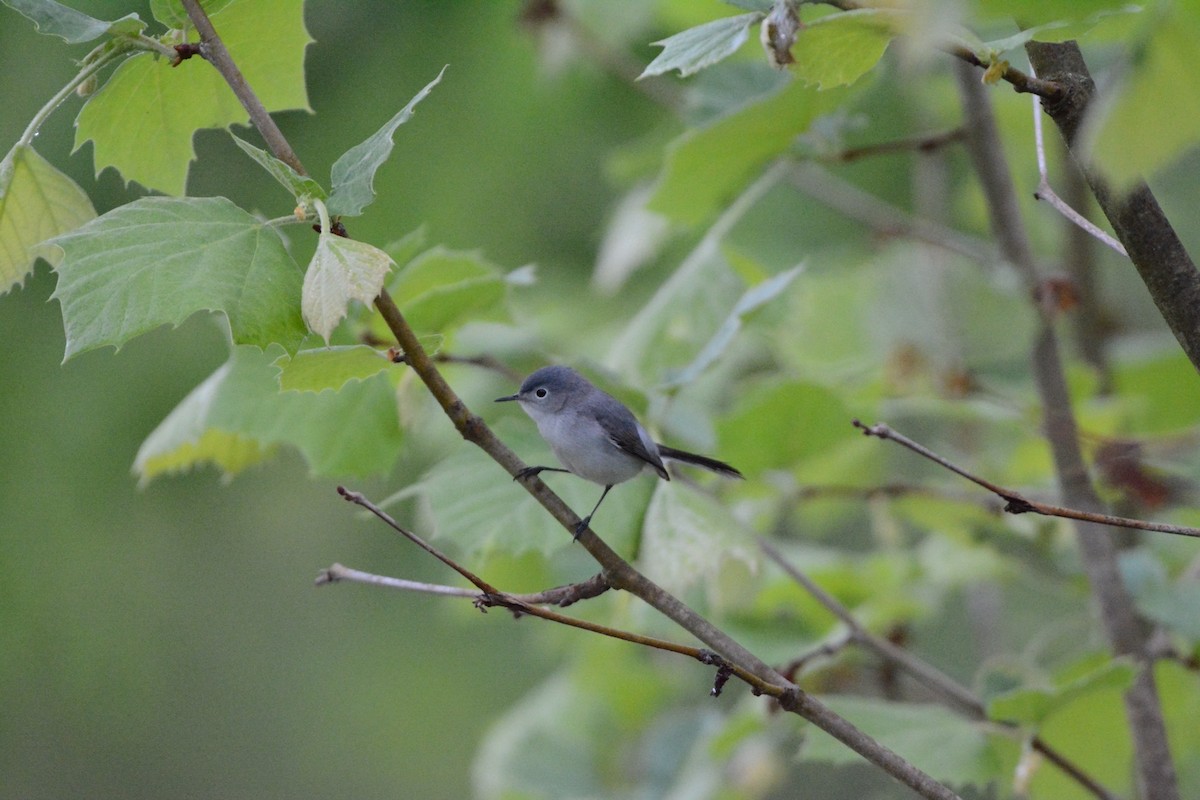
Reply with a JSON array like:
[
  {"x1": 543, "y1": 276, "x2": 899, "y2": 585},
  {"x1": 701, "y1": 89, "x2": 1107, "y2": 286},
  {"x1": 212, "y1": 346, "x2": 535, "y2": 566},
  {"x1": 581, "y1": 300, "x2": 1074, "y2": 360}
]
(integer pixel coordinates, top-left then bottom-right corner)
[{"x1": 535, "y1": 387, "x2": 548, "y2": 398}]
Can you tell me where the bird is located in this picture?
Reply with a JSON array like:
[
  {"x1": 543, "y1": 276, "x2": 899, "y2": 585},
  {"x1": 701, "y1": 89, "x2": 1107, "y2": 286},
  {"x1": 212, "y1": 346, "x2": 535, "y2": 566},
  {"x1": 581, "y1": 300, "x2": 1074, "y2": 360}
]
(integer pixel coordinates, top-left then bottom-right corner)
[{"x1": 496, "y1": 365, "x2": 743, "y2": 537}]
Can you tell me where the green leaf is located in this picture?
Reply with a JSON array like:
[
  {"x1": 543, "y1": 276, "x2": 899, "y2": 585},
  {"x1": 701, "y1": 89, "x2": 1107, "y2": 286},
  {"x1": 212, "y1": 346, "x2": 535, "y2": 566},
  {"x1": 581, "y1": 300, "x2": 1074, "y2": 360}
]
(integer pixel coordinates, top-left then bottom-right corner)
[
  {"x1": 803, "y1": 697, "x2": 1006, "y2": 788},
  {"x1": 75, "y1": 0, "x2": 311, "y2": 194},
  {"x1": 148, "y1": 0, "x2": 234, "y2": 29},
  {"x1": 649, "y1": 78, "x2": 842, "y2": 225},
  {"x1": 1, "y1": 0, "x2": 143, "y2": 43},
  {"x1": 273, "y1": 345, "x2": 392, "y2": 392},
  {"x1": 0, "y1": 144, "x2": 96, "y2": 295},
  {"x1": 135, "y1": 345, "x2": 402, "y2": 482},
  {"x1": 48, "y1": 196, "x2": 306, "y2": 358},
  {"x1": 639, "y1": 480, "x2": 756, "y2": 597},
  {"x1": 387, "y1": 246, "x2": 506, "y2": 334},
  {"x1": 230, "y1": 134, "x2": 327, "y2": 205},
  {"x1": 663, "y1": 265, "x2": 802, "y2": 387},
  {"x1": 639, "y1": 12, "x2": 763, "y2": 79},
  {"x1": 326, "y1": 67, "x2": 447, "y2": 217},
  {"x1": 987, "y1": 658, "x2": 1136, "y2": 726},
  {"x1": 791, "y1": 9, "x2": 898, "y2": 89},
  {"x1": 1081, "y1": 6, "x2": 1200, "y2": 190}
]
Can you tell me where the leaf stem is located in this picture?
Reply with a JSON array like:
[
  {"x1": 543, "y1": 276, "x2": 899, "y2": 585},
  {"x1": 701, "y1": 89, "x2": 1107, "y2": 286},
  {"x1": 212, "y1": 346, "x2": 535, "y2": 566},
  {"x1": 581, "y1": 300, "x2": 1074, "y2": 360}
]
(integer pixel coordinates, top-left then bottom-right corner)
[{"x1": 17, "y1": 41, "x2": 133, "y2": 148}]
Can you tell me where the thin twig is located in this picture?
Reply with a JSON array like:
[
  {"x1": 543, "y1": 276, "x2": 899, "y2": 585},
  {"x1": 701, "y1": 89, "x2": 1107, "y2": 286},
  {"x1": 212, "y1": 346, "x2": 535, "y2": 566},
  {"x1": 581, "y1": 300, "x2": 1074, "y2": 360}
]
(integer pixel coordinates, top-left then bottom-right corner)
[
  {"x1": 1028, "y1": 66, "x2": 1128, "y2": 257},
  {"x1": 823, "y1": 128, "x2": 967, "y2": 164},
  {"x1": 853, "y1": 420, "x2": 1200, "y2": 539}
]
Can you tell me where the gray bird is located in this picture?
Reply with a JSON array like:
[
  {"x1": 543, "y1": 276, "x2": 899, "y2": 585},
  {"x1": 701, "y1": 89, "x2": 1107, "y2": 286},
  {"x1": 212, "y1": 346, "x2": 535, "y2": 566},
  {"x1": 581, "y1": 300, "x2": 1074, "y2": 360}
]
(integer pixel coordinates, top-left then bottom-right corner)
[{"x1": 496, "y1": 365, "x2": 743, "y2": 537}]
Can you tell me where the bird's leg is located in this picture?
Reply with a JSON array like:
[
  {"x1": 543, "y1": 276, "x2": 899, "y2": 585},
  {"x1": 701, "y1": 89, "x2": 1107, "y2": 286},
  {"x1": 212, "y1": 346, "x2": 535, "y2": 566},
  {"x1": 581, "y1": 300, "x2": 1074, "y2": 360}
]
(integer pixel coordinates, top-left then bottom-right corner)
[
  {"x1": 574, "y1": 485, "x2": 613, "y2": 540},
  {"x1": 514, "y1": 465, "x2": 571, "y2": 481}
]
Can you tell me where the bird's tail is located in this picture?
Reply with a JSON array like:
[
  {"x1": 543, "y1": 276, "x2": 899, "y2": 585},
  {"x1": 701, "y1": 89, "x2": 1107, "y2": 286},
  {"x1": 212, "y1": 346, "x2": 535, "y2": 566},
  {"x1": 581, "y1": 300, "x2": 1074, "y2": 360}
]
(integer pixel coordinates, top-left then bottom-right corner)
[{"x1": 657, "y1": 445, "x2": 744, "y2": 479}]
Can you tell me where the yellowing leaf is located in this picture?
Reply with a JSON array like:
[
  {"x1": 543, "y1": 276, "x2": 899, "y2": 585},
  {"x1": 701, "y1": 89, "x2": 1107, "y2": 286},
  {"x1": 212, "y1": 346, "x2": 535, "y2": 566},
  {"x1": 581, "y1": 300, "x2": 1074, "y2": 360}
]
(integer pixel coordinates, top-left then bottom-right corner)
[{"x1": 0, "y1": 144, "x2": 96, "y2": 295}]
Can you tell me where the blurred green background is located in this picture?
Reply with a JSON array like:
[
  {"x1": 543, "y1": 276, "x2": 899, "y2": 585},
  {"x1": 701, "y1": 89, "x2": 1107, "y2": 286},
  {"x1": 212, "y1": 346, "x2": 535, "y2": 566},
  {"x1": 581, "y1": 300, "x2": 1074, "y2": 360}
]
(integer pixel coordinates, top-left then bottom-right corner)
[{"x1": 0, "y1": 1, "x2": 662, "y2": 797}]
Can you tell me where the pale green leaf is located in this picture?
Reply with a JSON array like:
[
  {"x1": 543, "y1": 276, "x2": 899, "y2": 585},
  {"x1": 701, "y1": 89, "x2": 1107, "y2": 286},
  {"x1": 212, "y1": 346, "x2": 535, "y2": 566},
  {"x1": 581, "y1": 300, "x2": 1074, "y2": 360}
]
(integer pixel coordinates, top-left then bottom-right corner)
[
  {"x1": 803, "y1": 697, "x2": 1005, "y2": 788},
  {"x1": 640, "y1": 12, "x2": 763, "y2": 79},
  {"x1": 791, "y1": 9, "x2": 898, "y2": 89},
  {"x1": 663, "y1": 265, "x2": 802, "y2": 387},
  {"x1": 326, "y1": 67, "x2": 447, "y2": 217},
  {"x1": 987, "y1": 658, "x2": 1136, "y2": 726},
  {"x1": 49, "y1": 196, "x2": 306, "y2": 358},
  {"x1": 1, "y1": 0, "x2": 143, "y2": 43},
  {"x1": 1082, "y1": 7, "x2": 1200, "y2": 190},
  {"x1": 75, "y1": 0, "x2": 311, "y2": 194},
  {"x1": 649, "y1": 78, "x2": 843, "y2": 225},
  {"x1": 274, "y1": 345, "x2": 392, "y2": 392},
  {"x1": 148, "y1": 0, "x2": 234, "y2": 29},
  {"x1": 230, "y1": 134, "x2": 327, "y2": 205},
  {"x1": 383, "y1": 224, "x2": 428, "y2": 267},
  {"x1": 135, "y1": 345, "x2": 402, "y2": 482},
  {"x1": 387, "y1": 246, "x2": 506, "y2": 334},
  {"x1": 639, "y1": 480, "x2": 756, "y2": 596},
  {"x1": 302, "y1": 234, "x2": 395, "y2": 344},
  {"x1": 0, "y1": 144, "x2": 96, "y2": 295}
]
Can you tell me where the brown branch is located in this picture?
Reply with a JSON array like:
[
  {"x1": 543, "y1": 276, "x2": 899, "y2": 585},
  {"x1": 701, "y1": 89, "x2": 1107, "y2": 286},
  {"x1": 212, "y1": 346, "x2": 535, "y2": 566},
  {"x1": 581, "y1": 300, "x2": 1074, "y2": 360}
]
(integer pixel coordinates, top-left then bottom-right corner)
[
  {"x1": 945, "y1": 45, "x2": 1064, "y2": 100},
  {"x1": 823, "y1": 128, "x2": 967, "y2": 164},
  {"x1": 760, "y1": 541, "x2": 1123, "y2": 800},
  {"x1": 179, "y1": 0, "x2": 305, "y2": 176},
  {"x1": 852, "y1": 420, "x2": 1200, "y2": 539},
  {"x1": 1026, "y1": 41, "x2": 1200, "y2": 374}
]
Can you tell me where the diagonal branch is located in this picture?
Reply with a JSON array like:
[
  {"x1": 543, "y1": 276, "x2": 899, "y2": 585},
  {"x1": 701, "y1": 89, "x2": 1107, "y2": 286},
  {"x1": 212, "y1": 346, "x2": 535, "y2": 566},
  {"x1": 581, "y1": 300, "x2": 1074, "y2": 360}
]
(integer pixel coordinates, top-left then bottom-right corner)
[{"x1": 853, "y1": 420, "x2": 1200, "y2": 539}]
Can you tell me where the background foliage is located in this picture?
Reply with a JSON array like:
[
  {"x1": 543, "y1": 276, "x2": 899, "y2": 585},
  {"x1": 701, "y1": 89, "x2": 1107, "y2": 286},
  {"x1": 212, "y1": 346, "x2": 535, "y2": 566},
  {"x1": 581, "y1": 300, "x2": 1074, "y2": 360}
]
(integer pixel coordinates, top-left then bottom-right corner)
[{"x1": 4, "y1": 1, "x2": 1200, "y2": 798}]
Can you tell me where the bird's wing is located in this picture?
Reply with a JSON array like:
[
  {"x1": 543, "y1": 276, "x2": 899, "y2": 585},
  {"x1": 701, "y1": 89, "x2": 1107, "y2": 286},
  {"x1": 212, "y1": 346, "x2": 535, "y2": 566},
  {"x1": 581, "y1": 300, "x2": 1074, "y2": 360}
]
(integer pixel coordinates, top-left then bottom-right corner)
[{"x1": 596, "y1": 404, "x2": 669, "y2": 480}]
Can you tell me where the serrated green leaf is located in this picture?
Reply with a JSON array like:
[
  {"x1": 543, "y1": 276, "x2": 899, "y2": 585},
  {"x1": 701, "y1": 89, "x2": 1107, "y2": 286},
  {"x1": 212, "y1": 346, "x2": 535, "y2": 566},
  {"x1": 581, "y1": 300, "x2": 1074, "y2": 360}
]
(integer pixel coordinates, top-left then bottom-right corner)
[
  {"x1": 639, "y1": 480, "x2": 755, "y2": 596},
  {"x1": 1, "y1": 0, "x2": 143, "y2": 43},
  {"x1": 987, "y1": 658, "x2": 1136, "y2": 726},
  {"x1": 48, "y1": 196, "x2": 306, "y2": 358},
  {"x1": 274, "y1": 345, "x2": 392, "y2": 392},
  {"x1": 135, "y1": 345, "x2": 401, "y2": 482},
  {"x1": 148, "y1": 0, "x2": 234, "y2": 29},
  {"x1": 1081, "y1": 6, "x2": 1200, "y2": 190},
  {"x1": 791, "y1": 9, "x2": 898, "y2": 89},
  {"x1": 230, "y1": 134, "x2": 327, "y2": 205},
  {"x1": 0, "y1": 144, "x2": 96, "y2": 295},
  {"x1": 326, "y1": 67, "x2": 447, "y2": 217},
  {"x1": 302, "y1": 233, "x2": 394, "y2": 344},
  {"x1": 387, "y1": 246, "x2": 506, "y2": 334},
  {"x1": 649, "y1": 78, "x2": 842, "y2": 225},
  {"x1": 74, "y1": 0, "x2": 311, "y2": 194},
  {"x1": 640, "y1": 12, "x2": 763, "y2": 79},
  {"x1": 803, "y1": 697, "x2": 1005, "y2": 788},
  {"x1": 663, "y1": 265, "x2": 802, "y2": 387}
]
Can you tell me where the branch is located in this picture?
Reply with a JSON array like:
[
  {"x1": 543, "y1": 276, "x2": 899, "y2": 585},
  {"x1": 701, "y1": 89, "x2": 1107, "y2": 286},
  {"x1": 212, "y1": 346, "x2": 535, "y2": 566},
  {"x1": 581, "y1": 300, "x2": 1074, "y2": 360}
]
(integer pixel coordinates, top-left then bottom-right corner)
[
  {"x1": 1025, "y1": 41, "x2": 1200, "y2": 374},
  {"x1": 760, "y1": 541, "x2": 1123, "y2": 800},
  {"x1": 822, "y1": 128, "x2": 967, "y2": 164},
  {"x1": 852, "y1": 420, "x2": 1200, "y2": 539},
  {"x1": 181, "y1": 5, "x2": 965, "y2": 796}
]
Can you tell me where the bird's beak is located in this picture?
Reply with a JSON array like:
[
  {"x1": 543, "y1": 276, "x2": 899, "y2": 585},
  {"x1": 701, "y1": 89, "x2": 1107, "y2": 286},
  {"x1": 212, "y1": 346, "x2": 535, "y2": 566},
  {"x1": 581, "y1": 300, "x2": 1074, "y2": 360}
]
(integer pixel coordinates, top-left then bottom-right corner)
[{"x1": 495, "y1": 393, "x2": 519, "y2": 403}]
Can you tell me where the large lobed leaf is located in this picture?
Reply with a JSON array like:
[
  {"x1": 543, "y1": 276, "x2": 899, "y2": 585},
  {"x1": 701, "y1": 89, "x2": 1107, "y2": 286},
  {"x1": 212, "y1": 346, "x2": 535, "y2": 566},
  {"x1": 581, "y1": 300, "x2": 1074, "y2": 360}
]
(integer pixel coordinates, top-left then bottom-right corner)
[
  {"x1": 74, "y1": 0, "x2": 311, "y2": 194},
  {"x1": 48, "y1": 196, "x2": 306, "y2": 359},
  {"x1": 790, "y1": 9, "x2": 898, "y2": 90},
  {"x1": 0, "y1": 144, "x2": 96, "y2": 295}
]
